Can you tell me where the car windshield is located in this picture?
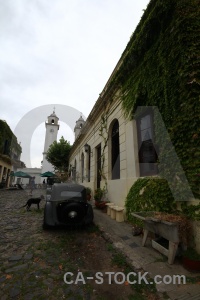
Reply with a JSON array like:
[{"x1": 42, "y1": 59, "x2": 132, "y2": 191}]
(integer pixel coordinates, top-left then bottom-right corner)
[{"x1": 60, "y1": 191, "x2": 82, "y2": 199}]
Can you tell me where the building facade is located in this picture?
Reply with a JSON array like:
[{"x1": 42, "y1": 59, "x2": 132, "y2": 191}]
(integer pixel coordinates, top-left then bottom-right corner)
[
  {"x1": 0, "y1": 120, "x2": 24, "y2": 188},
  {"x1": 70, "y1": 90, "x2": 140, "y2": 206},
  {"x1": 69, "y1": 0, "x2": 200, "y2": 210},
  {"x1": 14, "y1": 167, "x2": 42, "y2": 186}
]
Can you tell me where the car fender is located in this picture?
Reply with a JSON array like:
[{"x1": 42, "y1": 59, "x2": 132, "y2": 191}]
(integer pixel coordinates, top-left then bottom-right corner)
[
  {"x1": 43, "y1": 202, "x2": 55, "y2": 226},
  {"x1": 83, "y1": 203, "x2": 94, "y2": 225}
]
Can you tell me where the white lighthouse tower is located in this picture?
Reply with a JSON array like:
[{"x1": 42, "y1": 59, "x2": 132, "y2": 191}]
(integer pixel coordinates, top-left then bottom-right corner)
[{"x1": 41, "y1": 109, "x2": 59, "y2": 175}]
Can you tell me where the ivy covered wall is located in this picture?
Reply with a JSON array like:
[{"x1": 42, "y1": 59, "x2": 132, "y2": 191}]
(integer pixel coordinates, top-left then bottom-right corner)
[
  {"x1": 113, "y1": 0, "x2": 200, "y2": 199},
  {"x1": 0, "y1": 120, "x2": 21, "y2": 162}
]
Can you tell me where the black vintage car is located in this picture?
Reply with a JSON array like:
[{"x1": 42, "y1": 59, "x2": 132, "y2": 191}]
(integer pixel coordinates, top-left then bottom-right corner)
[{"x1": 43, "y1": 183, "x2": 94, "y2": 229}]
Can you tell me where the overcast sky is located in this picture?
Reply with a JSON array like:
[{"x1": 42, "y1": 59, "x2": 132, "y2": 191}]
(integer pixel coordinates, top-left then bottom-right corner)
[{"x1": 0, "y1": 0, "x2": 149, "y2": 168}]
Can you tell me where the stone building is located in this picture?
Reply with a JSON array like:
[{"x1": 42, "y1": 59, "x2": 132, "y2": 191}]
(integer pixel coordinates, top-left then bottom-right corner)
[
  {"x1": 70, "y1": 75, "x2": 138, "y2": 206},
  {"x1": 0, "y1": 120, "x2": 24, "y2": 188},
  {"x1": 14, "y1": 167, "x2": 42, "y2": 186},
  {"x1": 69, "y1": 0, "x2": 200, "y2": 209}
]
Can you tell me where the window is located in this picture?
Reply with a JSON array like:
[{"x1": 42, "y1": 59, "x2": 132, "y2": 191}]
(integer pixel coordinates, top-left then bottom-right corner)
[
  {"x1": 3, "y1": 140, "x2": 10, "y2": 155},
  {"x1": 72, "y1": 159, "x2": 77, "y2": 181},
  {"x1": 96, "y1": 145, "x2": 101, "y2": 188},
  {"x1": 81, "y1": 153, "x2": 84, "y2": 183},
  {"x1": 111, "y1": 120, "x2": 120, "y2": 179},
  {"x1": 87, "y1": 146, "x2": 91, "y2": 182},
  {"x1": 137, "y1": 112, "x2": 158, "y2": 176},
  {"x1": 60, "y1": 191, "x2": 81, "y2": 198}
]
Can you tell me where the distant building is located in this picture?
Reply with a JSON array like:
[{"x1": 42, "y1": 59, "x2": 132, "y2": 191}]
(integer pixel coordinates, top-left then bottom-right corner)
[
  {"x1": 14, "y1": 167, "x2": 42, "y2": 186},
  {"x1": 14, "y1": 111, "x2": 60, "y2": 186},
  {"x1": 0, "y1": 120, "x2": 25, "y2": 188}
]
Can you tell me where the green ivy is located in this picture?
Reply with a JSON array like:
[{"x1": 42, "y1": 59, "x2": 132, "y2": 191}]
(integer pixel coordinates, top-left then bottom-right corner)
[
  {"x1": 0, "y1": 120, "x2": 21, "y2": 159},
  {"x1": 126, "y1": 178, "x2": 200, "y2": 224},
  {"x1": 125, "y1": 178, "x2": 177, "y2": 223},
  {"x1": 0, "y1": 154, "x2": 11, "y2": 165},
  {"x1": 111, "y1": 0, "x2": 200, "y2": 199},
  {"x1": 99, "y1": 114, "x2": 109, "y2": 181},
  {"x1": 181, "y1": 202, "x2": 200, "y2": 221}
]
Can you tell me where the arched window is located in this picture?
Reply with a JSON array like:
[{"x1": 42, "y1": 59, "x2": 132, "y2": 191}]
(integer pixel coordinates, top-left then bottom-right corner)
[
  {"x1": 111, "y1": 120, "x2": 120, "y2": 179},
  {"x1": 73, "y1": 159, "x2": 77, "y2": 181},
  {"x1": 81, "y1": 153, "x2": 84, "y2": 183},
  {"x1": 86, "y1": 146, "x2": 91, "y2": 182},
  {"x1": 137, "y1": 112, "x2": 158, "y2": 176},
  {"x1": 96, "y1": 144, "x2": 101, "y2": 188},
  {"x1": 51, "y1": 119, "x2": 55, "y2": 124}
]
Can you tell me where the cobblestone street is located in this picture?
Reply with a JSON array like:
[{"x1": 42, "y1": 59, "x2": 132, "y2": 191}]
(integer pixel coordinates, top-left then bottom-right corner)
[
  {"x1": 0, "y1": 189, "x2": 149, "y2": 300},
  {"x1": 0, "y1": 189, "x2": 54, "y2": 299}
]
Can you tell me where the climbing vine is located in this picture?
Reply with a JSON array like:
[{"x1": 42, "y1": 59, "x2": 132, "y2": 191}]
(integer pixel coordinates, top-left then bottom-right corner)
[
  {"x1": 0, "y1": 154, "x2": 11, "y2": 165},
  {"x1": 126, "y1": 178, "x2": 200, "y2": 225},
  {"x1": 0, "y1": 120, "x2": 21, "y2": 161},
  {"x1": 181, "y1": 202, "x2": 200, "y2": 221},
  {"x1": 125, "y1": 178, "x2": 178, "y2": 225},
  {"x1": 111, "y1": 0, "x2": 200, "y2": 202},
  {"x1": 99, "y1": 114, "x2": 109, "y2": 182},
  {"x1": 98, "y1": 100, "x2": 114, "y2": 191}
]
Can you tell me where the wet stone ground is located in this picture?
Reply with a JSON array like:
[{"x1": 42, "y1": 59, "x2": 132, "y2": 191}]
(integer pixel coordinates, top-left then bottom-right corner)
[{"x1": 0, "y1": 189, "x2": 158, "y2": 300}]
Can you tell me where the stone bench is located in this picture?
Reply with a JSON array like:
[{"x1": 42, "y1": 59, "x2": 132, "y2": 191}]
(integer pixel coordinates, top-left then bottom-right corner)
[{"x1": 105, "y1": 203, "x2": 114, "y2": 216}]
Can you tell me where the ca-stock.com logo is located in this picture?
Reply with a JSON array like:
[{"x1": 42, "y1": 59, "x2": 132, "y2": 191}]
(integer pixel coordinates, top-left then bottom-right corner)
[{"x1": 63, "y1": 271, "x2": 186, "y2": 285}]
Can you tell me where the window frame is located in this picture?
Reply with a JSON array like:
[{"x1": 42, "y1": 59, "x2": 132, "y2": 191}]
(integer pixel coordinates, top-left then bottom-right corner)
[
  {"x1": 136, "y1": 111, "x2": 158, "y2": 176},
  {"x1": 111, "y1": 120, "x2": 120, "y2": 180}
]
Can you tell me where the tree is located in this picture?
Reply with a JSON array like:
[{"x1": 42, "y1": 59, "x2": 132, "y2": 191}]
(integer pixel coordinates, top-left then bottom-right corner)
[{"x1": 46, "y1": 136, "x2": 71, "y2": 173}]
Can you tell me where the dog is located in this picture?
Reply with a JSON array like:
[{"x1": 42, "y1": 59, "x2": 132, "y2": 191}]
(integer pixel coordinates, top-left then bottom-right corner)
[{"x1": 20, "y1": 195, "x2": 45, "y2": 211}]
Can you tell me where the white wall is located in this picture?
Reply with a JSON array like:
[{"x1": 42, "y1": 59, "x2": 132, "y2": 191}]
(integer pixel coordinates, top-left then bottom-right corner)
[{"x1": 69, "y1": 100, "x2": 139, "y2": 207}]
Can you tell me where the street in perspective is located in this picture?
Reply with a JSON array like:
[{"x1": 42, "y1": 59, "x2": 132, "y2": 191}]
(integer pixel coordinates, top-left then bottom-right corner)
[
  {"x1": 0, "y1": 0, "x2": 200, "y2": 299},
  {"x1": 0, "y1": 188, "x2": 159, "y2": 300}
]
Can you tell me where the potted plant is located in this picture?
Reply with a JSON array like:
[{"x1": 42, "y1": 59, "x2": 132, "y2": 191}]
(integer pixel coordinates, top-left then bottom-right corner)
[
  {"x1": 94, "y1": 188, "x2": 107, "y2": 209},
  {"x1": 86, "y1": 187, "x2": 92, "y2": 201},
  {"x1": 94, "y1": 188, "x2": 103, "y2": 202},
  {"x1": 182, "y1": 247, "x2": 200, "y2": 271}
]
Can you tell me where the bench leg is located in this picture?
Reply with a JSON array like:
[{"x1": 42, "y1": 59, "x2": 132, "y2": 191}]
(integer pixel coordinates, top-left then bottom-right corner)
[
  {"x1": 107, "y1": 207, "x2": 111, "y2": 216},
  {"x1": 142, "y1": 229, "x2": 149, "y2": 246},
  {"x1": 168, "y1": 241, "x2": 178, "y2": 264},
  {"x1": 116, "y1": 211, "x2": 124, "y2": 222},
  {"x1": 110, "y1": 209, "x2": 116, "y2": 220}
]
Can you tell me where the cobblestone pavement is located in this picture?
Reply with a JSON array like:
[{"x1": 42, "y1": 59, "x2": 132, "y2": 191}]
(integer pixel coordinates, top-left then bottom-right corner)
[
  {"x1": 4, "y1": 189, "x2": 199, "y2": 300},
  {"x1": 94, "y1": 209, "x2": 200, "y2": 300},
  {"x1": 0, "y1": 189, "x2": 95, "y2": 300},
  {"x1": 0, "y1": 189, "x2": 52, "y2": 299},
  {"x1": 1, "y1": 189, "x2": 150, "y2": 300}
]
